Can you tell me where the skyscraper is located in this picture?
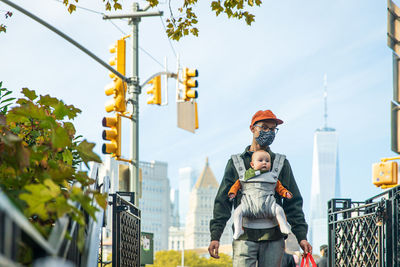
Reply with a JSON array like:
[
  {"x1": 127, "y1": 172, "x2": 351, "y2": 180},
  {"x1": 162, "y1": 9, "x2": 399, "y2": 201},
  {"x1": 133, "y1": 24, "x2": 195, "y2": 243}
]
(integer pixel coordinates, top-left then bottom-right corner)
[
  {"x1": 309, "y1": 75, "x2": 340, "y2": 250},
  {"x1": 139, "y1": 161, "x2": 171, "y2": 251},
  {"x1": 184, "y1": 158, "x2": 232, "y2": 249},
  {"x1": 178, "y1": 167, "x2": 197, "y2": 227}
]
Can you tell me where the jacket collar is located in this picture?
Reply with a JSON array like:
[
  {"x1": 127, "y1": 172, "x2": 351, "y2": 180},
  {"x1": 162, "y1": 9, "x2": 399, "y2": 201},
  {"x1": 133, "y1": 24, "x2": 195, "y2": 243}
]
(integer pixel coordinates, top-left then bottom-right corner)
[{"x1": 242, "y1": 145, "x2": 275, "y2": 159}]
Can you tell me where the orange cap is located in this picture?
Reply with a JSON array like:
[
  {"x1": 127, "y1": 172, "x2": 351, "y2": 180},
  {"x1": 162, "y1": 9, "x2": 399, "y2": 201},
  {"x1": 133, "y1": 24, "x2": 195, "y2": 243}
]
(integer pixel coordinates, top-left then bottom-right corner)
[{"x1": 251, "y1": 110, "x2": 283, "y2": 126}]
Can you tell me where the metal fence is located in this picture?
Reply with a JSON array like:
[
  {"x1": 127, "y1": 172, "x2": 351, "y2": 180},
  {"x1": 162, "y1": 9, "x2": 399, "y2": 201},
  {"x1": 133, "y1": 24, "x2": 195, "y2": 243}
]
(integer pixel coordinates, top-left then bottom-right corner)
[
  {"x1": 328, "y1": 186, "x2": 400, "y2": 267},
  {"x1": 0, "y1": 163, "x2": 109, "y2": 267},
  {"x1": 109, "y1": 192, "x2": 141, "y2": 267}
]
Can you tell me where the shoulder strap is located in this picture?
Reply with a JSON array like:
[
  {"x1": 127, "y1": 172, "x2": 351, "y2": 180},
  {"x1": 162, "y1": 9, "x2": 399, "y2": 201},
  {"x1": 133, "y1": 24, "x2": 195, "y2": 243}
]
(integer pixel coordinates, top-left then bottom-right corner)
[
  {"x1": 271, "y1": 153, "x2": 286, "y2": 177},
  {"x1": 231, "y1": 154, "x2": 246, "y2": 180}
]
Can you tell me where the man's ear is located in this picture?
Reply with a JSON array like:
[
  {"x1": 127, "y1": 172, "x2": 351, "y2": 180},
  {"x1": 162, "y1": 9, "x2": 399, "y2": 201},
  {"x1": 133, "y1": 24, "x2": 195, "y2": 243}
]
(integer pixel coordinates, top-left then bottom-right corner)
[{"x1": 250, "y1": 125, "x2": 254, "y2": 133}]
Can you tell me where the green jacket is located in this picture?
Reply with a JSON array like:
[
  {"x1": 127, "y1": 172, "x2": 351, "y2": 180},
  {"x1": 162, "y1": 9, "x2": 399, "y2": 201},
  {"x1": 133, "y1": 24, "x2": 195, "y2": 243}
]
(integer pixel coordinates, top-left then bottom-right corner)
[{"x1": 209, "y1": 146, "x2": 308, "y2": 243}]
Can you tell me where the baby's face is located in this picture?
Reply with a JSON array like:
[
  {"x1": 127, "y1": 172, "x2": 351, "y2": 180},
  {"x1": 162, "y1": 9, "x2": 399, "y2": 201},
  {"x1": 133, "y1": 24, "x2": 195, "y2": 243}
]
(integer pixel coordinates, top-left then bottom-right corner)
[{"x1": 251, "y1": 153, "x2": 271, "y2": 171}]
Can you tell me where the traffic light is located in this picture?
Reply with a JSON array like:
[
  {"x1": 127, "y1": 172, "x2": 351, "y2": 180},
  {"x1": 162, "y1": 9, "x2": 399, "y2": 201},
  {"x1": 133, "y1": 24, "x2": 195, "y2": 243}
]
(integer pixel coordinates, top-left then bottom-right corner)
[
  {"x1": 105, "y1": 78, "x2": 126, "y2": 113},
  {"x1": 372, "y1": 160, "x2": 398, "y2": 189},
  {"x1": 388, "y1": 0, "x2": 400, "y2": 56},
  {"x1": 105, "y1": 37, "x2": 127, "y2": 113},
  {"x1": 183, "y1": 68, "x2": 198, "y2": 101},
  {"x1": 102, "y1": 114, "x2": 121, "y2": 158},
  {"x1": 388, "y1": 1, "x2": 400, "y2": 154},
  {"x1": 147, "y1": 75, "x2": 161, "y2": 105}
]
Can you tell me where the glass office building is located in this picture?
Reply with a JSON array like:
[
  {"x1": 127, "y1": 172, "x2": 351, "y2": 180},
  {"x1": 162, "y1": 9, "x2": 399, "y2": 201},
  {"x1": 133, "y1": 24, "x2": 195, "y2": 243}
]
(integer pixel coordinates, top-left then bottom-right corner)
[{"x1": 309, "y1": 127, "x2": 340, "y2": 250}]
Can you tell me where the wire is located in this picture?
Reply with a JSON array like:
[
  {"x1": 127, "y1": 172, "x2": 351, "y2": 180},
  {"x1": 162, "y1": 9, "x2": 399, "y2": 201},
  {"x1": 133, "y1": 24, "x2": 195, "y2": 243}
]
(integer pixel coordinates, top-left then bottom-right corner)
[
  {"x1": 108, "y1": 19, "x2": 126, "y2": 35},
  {"x1": 52, "y1": 0, "x2": 104, "y2": 15},
  {"x1": 51, "y1": 0, "x2": 167, "y2": 69},
  {"x1": 158, "y1": 11, "x2": 177, "y2": 58},
  {"x1": 139, "y1": 47, "x2": 165, "y2": 68},
  {"x1": 107, "y1": 20, "x2": 165, "y2": 68}
]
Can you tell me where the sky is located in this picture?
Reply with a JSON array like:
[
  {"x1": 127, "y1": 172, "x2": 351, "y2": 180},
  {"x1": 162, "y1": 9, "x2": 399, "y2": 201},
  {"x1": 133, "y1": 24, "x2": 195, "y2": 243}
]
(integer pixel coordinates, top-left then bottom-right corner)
[{"x1": 1, "y1": 0, "x2": 398, "y2": 221}]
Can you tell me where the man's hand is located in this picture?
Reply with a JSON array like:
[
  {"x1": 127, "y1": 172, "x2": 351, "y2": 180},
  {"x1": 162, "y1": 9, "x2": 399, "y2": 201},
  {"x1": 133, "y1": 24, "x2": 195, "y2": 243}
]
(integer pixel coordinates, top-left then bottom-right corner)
[
  {"x1": 208, "y1": 240, "x2": 220, "y2": 259},
  {"x1": 299, "y1": 240, "x2": 312, "y2": 255}
]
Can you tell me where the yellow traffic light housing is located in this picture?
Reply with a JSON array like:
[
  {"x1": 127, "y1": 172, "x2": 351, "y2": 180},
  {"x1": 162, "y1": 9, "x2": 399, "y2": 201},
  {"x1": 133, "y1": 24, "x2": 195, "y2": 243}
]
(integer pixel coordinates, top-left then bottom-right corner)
[
  {"x1": 147, "y1": 75, "x2": 161, "y2": 105},
  {"x1": 105, "y1": 37, "x2": 127, "y2": 113},
  {"x1": 372, "y1": 157, "x2": 399, "y2": 189},
  {"x1": 105, "y1": 78, "x2": 126, "y2": 113},
  {"x1": 102, "y1": 114, "x2": 121, "y2": 157},
  {"x1": 183, "y1": 68, "x2": 198, "y2": 101}
]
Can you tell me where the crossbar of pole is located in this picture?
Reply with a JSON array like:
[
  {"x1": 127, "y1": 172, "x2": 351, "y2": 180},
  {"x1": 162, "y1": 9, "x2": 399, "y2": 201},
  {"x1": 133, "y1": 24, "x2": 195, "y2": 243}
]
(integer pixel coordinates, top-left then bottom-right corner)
[
  {"x1": 140, "y1": 71, "x2": 176, "y2": 88},
  {"x1": 103, "y1": 11, "x2": 163, "y2": 20},
  {"x1": 0, "y1": 0, "x2": 128, "y2": 82}
]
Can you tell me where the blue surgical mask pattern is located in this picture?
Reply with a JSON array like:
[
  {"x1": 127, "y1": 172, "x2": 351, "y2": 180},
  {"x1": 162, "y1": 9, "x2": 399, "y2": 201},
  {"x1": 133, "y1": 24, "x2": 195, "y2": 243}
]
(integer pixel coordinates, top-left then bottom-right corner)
[{"x1": 255, "y1": 130, "x2": 275, "y2": 147}]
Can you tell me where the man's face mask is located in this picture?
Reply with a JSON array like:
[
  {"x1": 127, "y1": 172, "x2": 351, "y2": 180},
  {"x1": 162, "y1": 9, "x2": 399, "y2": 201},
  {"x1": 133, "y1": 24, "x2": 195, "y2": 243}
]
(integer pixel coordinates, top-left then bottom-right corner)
[{"x1": 255, "y1": 130, "x2": 275, "y2": 147}]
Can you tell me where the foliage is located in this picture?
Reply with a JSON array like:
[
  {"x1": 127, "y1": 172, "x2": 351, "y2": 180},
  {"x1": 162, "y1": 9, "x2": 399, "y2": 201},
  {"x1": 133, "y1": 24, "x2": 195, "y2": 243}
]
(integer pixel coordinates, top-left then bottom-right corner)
[
  {"x1": 65, "y1": 0, "x2": 262, "y2": 40},
  {"x1": 0, "y1": 82, "x2": 15, "y2": 114},
  {"x1": 1, "y1": 0, "x2": 261, "y2": 39},
  {"x1": 0, "y1": 11, "x2": 12, "y2": 33},
  {"x1": 149, "y1": 250, "x2": 232, "y2": 267},
  {"x1": 0, "y1": 85, "x2": 105, "y2": 239}
]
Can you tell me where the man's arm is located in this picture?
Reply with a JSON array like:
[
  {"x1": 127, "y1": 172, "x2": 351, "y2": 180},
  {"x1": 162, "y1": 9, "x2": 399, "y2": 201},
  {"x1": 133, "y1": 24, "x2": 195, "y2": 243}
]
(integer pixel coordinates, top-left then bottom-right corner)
[
  {"x1": 209, "y1": 158, "x2": 237, "y2": 241},
  {"x1": 279, "y1": 159, "x2": 308, "y2": 243}
]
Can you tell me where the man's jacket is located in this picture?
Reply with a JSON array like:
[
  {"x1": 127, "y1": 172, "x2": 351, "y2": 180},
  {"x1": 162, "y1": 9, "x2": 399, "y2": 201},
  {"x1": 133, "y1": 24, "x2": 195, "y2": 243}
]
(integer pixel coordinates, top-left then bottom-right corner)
[{"x1": 209, "y1": 146, "x2": 308, "y2": 243}]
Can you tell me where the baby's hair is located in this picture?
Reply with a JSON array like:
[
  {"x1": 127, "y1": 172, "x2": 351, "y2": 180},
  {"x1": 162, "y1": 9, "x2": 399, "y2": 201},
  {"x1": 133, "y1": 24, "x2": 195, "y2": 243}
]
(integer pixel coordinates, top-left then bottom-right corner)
[{"x1": 251, "y1": 150, "x2": 270, "y2": 162}]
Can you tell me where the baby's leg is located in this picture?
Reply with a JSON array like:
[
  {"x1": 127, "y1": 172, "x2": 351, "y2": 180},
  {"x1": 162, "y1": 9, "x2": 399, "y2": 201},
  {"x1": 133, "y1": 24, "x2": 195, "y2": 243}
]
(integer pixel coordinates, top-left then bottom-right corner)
[
  {"x1": 272, "y1": 202, "x2": 291, "y2": 235},
  {"x1": 232, "y1": 204, "x2": 244, "y2": 239}
]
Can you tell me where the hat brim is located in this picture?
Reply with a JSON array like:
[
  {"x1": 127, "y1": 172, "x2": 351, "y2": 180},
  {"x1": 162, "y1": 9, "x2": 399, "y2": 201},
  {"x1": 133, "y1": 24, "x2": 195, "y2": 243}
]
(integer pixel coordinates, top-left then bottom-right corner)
[{"x1": 253, "y1": 118, "x2": 284, "y2": 126}]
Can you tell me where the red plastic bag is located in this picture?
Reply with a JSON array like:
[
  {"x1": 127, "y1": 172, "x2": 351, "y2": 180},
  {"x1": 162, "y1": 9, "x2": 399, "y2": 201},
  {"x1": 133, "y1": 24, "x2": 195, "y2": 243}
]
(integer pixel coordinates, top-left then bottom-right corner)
[{"x1": 300, "y1": 253, "x2": 317, "y2": 267}]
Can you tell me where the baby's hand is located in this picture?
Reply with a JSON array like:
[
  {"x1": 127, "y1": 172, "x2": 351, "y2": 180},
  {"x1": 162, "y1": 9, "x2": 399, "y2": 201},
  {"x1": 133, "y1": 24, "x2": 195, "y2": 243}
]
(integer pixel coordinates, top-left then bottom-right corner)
[
  {"x1": 286, "y1": 192, "x2": 293, "y2": 199},
  {"x1": 228, "y1": 193, "x2": 236, "y2": 201}
]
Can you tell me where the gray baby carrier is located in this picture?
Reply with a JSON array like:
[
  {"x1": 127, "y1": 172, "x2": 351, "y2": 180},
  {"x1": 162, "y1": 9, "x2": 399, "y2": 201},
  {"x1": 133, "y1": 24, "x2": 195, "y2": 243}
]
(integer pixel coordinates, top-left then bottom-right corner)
[{"x1": 231, "y1": 153, "x2": 286, "y2": 228}]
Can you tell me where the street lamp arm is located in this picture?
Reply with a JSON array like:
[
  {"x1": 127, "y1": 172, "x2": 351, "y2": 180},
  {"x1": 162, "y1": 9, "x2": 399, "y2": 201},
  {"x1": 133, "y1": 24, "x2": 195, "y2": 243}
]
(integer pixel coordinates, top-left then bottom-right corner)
[
  {"x1": 140, "y1": 71, "x2": 176, "y2": 88},
  {"x1": 0, "y1": 0, "x2": 128, "y2": 82}
]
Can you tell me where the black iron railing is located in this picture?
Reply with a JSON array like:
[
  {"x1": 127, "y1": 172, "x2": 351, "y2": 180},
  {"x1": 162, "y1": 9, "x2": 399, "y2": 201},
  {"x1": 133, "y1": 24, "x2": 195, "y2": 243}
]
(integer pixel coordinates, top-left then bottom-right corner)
[
  {"x1": 328, "y1": 186, "x2": 400, "y2": 267},
  {"x1": 109, "y1": 192, "x2": 141, "y2": 267}
]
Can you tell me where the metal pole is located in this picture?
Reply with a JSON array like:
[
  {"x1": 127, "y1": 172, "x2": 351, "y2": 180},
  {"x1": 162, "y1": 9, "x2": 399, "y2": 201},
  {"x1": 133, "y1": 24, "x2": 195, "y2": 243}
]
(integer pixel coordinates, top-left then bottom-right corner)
[
  {"x1": 181, "y1": 241, "x2": 184, "y2": 267},
  {"x1": 130, "y1": 2, "x2": 140, "y2": 206}
]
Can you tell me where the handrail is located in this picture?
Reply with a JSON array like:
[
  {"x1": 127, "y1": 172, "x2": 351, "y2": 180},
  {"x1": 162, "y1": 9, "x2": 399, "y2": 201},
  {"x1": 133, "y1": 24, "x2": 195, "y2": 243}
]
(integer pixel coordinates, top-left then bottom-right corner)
[
  {"x1": 0, "y1": 191, "x2": 57, "y2": 256},
  {"x1": 82, "y1": 163, "x2": 110, "y2": 267}
]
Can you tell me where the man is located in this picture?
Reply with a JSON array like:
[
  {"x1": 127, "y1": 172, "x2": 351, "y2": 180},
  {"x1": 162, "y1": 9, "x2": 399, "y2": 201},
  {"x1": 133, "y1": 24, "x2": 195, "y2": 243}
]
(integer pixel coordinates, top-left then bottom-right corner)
[
  {"x1": 208, "y1": 110, "x2": 312, "y2": 266},
  {"x1": 281, "y1": 252, "x2": 296, "y2": 267},
  {"x1": 317, "y1": 245, "x2": 328, "y2": 267}
]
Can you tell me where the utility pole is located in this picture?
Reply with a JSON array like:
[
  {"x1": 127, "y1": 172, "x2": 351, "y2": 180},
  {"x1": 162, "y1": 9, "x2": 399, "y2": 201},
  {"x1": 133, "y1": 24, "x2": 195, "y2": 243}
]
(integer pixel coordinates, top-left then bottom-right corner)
[{"x1": 104, "y1": 3, "x2": 163, "y2": 205}]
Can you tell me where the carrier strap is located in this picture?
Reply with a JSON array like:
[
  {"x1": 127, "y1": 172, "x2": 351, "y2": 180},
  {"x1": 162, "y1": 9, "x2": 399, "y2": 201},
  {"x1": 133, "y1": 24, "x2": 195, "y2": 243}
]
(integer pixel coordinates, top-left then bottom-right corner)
[
  {"x1": 231, "y1": 154, "x2": 246, "y2": 180},
  {"x1": 231, "y1": 152, "x2": 286, "y2": 180}
]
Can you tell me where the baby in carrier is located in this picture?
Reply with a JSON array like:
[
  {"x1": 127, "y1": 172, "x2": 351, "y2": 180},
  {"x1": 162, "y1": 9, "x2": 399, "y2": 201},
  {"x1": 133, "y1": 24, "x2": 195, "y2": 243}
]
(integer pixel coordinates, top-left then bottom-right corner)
[{"x1": 228, "y1": 150, "x2": 293, "y2": 239}]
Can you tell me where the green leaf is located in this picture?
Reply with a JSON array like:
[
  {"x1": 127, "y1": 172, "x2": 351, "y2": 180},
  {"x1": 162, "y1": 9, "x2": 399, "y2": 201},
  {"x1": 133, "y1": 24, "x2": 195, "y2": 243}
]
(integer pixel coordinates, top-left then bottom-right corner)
[
  {"x1": 54, "y1": 102, "x2": 69, "y2": 120},
  {"x1": 64, "y1": 122, "x2": 76, "y2": 138},
  {"x1": 76, "y1": 140, "x2": 102, "y2": 168},
  {"x1": 62, "y1": 149, "x2": 73, "y2": 165},
  {"x1": 21, "y1": 88, "x2": 37, "y2": 101},
  {"x1": 19, "y1": 184, "x2": 53, "y2": 219},
  {"x1": 94, "y1": 192, "x2": 108, "y2": 210},
  {"x1": 44, "y1": 179, "x2": 61, "y2": 197},
  {"x1": 38, "y1": 95, "x2": 60, "y2": 108},
  {"x1": 51, "y1": 126, "x2": 71, "y2": 149}
]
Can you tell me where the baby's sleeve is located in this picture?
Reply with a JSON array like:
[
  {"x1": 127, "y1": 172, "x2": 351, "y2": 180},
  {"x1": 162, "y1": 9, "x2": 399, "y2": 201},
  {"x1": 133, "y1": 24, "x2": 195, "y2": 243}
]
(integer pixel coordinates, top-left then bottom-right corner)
[
  {"x1": 228, "y1": 179, "x2": 241, "y2": 196},
  {"x1": 275, "y1": 180, "x2": 291, "y2": 197}
]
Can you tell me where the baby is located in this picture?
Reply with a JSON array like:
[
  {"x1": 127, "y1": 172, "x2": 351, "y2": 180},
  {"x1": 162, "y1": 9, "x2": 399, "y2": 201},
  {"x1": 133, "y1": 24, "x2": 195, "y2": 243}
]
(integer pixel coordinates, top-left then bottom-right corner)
[{"x1": 228, "y1": 150, "x2": 293, "y2": 239}]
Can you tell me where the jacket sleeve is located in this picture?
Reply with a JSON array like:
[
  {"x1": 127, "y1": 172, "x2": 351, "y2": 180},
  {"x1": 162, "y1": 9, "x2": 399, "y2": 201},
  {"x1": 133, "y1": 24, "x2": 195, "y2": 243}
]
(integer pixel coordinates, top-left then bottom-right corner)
[
  {"x1": 228, "y1": 180, "x2": 241, "y2": 196},
  {"x1": 279, "y1": 159, "x2": 308, "y2": 243},
  {"x1": 209, "y1": 158, "x2": 237, "y2": 241}
]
